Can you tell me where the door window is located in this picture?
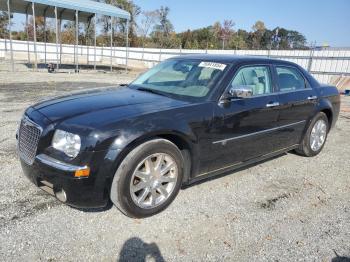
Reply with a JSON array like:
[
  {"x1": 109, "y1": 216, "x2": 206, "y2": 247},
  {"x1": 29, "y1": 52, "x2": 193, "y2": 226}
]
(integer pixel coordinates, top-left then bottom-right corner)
[
  {"x1": 229, "y1": 66, "x2": 272, "y2": 96},
  {"x1": 276, "y1": 66, "x2": 306, "y2": 92}
]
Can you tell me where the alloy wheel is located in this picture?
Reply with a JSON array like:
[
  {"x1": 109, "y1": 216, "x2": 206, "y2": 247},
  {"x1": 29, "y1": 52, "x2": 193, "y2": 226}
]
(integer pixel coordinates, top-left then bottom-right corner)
[
  {"x1": 310, "y1": 119, "x2": 327, "y2": 151},
  {"x1": 130, "y1": 153, "x2": 178, "y2": 209}
]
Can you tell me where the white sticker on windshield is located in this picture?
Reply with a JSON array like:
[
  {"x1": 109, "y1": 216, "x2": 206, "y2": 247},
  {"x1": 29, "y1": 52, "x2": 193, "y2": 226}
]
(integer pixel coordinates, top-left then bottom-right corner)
[{"x1": 198, "y1": 61, "x2": 227, "y2": 71}]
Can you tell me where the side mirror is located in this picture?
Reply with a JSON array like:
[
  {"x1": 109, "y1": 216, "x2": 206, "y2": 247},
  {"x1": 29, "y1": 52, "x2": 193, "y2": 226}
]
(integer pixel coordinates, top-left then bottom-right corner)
[{"x1": 228, "y1": 86, "x2": 253, "y2": 99}]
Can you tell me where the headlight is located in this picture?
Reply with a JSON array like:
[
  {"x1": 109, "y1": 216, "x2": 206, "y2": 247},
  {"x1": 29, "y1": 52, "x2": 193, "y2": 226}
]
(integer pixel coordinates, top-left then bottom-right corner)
[{"x1": 52, "y1": 130, "x2": 81, "y2": 158}]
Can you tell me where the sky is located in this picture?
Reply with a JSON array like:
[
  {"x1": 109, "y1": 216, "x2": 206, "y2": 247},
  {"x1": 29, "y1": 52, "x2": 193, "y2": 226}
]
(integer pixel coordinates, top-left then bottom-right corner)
[
  {"x1": 10, "y1": 0, "x2": 350, "y2": 47},
  {"x1": 133, "y1": 0, "x2": 350, "y2": 47}
]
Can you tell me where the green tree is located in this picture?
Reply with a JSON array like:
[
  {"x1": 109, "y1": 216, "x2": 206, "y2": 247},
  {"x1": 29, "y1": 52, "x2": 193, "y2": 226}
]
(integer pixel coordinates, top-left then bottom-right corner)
[
  {"x1": 154, "y1": 6, "x2": 174, "y2": 36},
  {"x1": 0, "y1": 11, "x2": 11, "y2": 39},
  {"x1": 61, "y1": 21, "x2": 78, "y2": 44},
  {"x1": 99, "y1": 0, "x2": 141, "y2": 47},
  {"x1": 251, "y1": 20, "x2": 266, "y2": 49},
  {"x1": 287, "y1": 30, "x2": 307, "y2": 49},
  {"x1": 152, "y1": 6, "x2": 174, "y2": 47},
  {"x1": 25, "y1": 16, "x2": 55, "y2": 42},
  {"x1": 229, "y1": 31, "x2": 248, "y2": 50}
]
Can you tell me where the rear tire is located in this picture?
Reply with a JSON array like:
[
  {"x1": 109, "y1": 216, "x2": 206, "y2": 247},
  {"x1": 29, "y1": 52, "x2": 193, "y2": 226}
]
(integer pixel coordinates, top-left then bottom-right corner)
[
  {"x1": 296, "y1": 112, "x2": 329, "y2": 157},
  {"x1": 110, "y1": 139, "x2": 184, "y2": 218}
]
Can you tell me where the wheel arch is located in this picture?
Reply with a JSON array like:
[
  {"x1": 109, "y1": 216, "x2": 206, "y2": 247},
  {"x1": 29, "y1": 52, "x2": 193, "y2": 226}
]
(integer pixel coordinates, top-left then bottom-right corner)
[
  {"x1": 320, "y1": 108, "x2": 333, "y2": 128},
  {"x1": 317, "y1": 97, "x2": 334, "y2": 129},
  {"x1": 108, "y1": 130, "x2": 195, "y2": 186}
]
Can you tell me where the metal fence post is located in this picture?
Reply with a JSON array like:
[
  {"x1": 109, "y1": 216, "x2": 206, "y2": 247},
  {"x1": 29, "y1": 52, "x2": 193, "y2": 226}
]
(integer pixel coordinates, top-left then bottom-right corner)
[
  {"x1": 7, "y1": 0, "x2": 14, "y2": 72},
  {"x1": 87, "y1": 44, "x2": 89, "y2": 65},
  {"x1": 54, "y1": 6, "x2": 59, "y2": 71},
  {"x1": 94, "y1": 14, "x2": 97, "y2": 71},
  {"x1": 125, "y1": 19, "x2": 129, "y2": 73},
  {"x1": 110, "y1": 16, "x2": 113, "y2": 72},
  {"x1": 75, "y1": 10, "x2": 79, "y2": 73},
  {"x1": 58, "y1": 10, "x2": 64, "y2": 66},
  {"x1": 43, "y1": 7, "x2": 48, "y2": 65},
  {"x1": 32, "y1": 2, "x2": 38, "y2": 71},
  {"x1": 307, "y1": 47, "x2": 314, "y2": 72},
  {"x1": 25, "y1": 6, "x2": 30, "y2": 65}
]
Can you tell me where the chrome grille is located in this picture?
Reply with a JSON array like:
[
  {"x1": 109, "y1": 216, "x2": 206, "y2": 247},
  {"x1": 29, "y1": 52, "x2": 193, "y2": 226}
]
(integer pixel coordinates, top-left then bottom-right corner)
[{"x1": 18, "y1": 116, "x2": 42, "y2": 165}]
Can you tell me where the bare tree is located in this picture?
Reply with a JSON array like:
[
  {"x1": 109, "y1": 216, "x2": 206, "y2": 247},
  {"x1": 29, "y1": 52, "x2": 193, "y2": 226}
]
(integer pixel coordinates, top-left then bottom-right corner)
[
  {"x1": 220, "y1": 20, "x2": 235, "y2": 49},
  {"x1": 213, "y1": 20, "x2": 235, "y2": 49},
  {"x1": 138, "y1": 10, "x2": 158, "y2": 48},
  {"x1": 252, "y1": 20, "x2": 266, "y2": 32}
]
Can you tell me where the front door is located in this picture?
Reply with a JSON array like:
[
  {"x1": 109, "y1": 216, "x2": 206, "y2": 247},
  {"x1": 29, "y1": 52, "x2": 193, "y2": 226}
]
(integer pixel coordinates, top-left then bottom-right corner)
[{"x1": 200, "y1": 65, "x2": 283, "y2": 174}]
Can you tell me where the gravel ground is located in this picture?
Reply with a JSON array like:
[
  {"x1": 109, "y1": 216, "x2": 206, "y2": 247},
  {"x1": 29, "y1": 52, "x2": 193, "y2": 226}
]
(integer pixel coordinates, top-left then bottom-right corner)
[{"x1": 0, "y1": 71, "x2": 349, "y2": 261}]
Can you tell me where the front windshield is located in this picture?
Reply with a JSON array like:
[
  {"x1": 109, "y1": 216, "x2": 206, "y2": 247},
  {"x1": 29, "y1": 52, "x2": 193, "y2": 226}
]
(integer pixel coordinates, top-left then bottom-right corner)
[{"x1": 130, "y1": 59, "x2": 228, "y2": 99}]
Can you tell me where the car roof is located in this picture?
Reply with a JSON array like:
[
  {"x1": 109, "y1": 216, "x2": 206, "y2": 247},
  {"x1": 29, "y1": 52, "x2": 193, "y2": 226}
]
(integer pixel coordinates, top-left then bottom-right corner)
[{"x1": 169, "y1": 54, "x2": 297, "y2": 66}]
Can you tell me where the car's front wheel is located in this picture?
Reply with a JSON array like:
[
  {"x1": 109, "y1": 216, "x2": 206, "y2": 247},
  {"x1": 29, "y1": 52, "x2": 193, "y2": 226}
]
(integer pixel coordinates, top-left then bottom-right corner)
[
  {"x1": 296, "y1": 112, "x2": 329, "y2": 157},
  {"x1": 110, "y1": 139, "x2": 183, "y2": 218}
]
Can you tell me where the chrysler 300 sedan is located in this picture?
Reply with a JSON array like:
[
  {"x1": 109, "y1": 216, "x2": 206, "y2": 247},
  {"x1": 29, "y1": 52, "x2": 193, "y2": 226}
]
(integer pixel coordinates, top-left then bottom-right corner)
[{"x1": 17, "y1": 55, "x2": 340, "y2": 218}]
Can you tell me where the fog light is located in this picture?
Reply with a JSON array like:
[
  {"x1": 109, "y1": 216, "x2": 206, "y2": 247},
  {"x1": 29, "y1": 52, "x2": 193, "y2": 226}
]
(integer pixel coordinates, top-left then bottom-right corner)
[
  {"x1": 74, "y1": 167, "x2": 90, "y2": 177},
  {"x1": 55, "y1": 189, "x2": 67, "y2": 202}
]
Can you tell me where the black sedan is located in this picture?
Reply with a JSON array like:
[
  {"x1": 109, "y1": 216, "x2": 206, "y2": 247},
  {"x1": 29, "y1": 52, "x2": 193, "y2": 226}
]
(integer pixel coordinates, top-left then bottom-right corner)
[{"x1": 17, "y1": 55, "x2": 340, "y2": 218}]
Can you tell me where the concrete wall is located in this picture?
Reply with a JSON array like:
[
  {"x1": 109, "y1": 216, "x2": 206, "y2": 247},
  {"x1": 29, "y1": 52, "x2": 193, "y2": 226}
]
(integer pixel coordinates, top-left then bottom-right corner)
[{"x1": 1, "y1": 39, "x2": 350, "y2": 84}]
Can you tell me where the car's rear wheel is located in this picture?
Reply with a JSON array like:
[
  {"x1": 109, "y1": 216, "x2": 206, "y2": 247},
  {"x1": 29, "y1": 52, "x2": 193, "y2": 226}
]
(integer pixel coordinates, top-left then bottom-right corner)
[
  {"x1": 296, "y1": 112, "x2": 329, "y2": 157},
  {"x1": 110, "y1": 139, "x2": 183, "y2": 218}
]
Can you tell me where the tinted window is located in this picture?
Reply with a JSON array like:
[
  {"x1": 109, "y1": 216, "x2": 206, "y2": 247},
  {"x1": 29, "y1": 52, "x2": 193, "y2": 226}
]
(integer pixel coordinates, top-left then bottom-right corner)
[
  {"x1": 230, "y1": 66, "x2": 272, "y2": 96},
  {"x1": 276, "y1": 66, "x2": 306, "y2": 92}
]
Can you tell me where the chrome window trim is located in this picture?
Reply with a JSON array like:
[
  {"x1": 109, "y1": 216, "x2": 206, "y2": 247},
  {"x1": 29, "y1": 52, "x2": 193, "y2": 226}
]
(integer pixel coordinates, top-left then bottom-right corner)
[
  {"x1": 36, "y1": 154, "x2": 88, "y2": 172},
  {"x1": 213, "y1": 120, "x2": 306, "y2": 145},
  {"x1": 226, "y1": 92, "x2": 279, "y2": 101},
  {"x1": 277, "y1": 87, "x2": 313, "y2": 94}
]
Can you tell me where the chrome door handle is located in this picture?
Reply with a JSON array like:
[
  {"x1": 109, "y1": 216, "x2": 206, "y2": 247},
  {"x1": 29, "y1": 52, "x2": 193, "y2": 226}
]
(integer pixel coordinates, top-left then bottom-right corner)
[
  {"x1": 308, "y1": 96, "x2": 318, "y2": 101},
  {"x1": 266, "y1": 102, "x2": 280, "y2": 108}
]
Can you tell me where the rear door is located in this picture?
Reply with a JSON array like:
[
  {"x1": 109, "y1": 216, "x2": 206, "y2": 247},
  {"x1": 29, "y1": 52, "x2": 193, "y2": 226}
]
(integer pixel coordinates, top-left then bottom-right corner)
[{"x1": 274, "y1": 65, "x2": 318, "y2": 147}]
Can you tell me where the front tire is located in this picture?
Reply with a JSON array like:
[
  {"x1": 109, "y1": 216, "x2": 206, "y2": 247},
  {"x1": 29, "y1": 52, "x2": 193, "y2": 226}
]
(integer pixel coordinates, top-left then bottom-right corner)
[
  {"x1": 296, "y1": 112, "x2": 329, "y2": 157},
  {"x1": 110, "y1": 139, "x2": 184, "y2": 218}
]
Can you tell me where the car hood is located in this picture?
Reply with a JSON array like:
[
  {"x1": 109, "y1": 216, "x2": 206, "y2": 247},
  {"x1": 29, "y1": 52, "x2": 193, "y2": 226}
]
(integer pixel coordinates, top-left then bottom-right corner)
[{"x1": 32, "y1": 86, "x2": 189, "y2": 124}]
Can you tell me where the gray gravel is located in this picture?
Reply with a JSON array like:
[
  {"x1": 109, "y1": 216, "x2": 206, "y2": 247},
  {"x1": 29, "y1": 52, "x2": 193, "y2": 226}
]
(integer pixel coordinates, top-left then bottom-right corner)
[{"x1": 0, "y1": 71, "x2": 349, "y2": 261}]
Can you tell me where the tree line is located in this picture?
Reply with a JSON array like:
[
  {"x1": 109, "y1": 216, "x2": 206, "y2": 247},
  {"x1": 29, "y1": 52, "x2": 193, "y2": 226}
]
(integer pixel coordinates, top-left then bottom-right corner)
[{"x1": 0, "y1": 1, "x2": 309, "y2": 50}]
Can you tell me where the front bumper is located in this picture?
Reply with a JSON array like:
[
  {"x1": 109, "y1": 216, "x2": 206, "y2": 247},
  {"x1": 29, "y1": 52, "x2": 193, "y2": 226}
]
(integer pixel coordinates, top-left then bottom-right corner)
[{"x1": 21, "y1": 152, "x2": 112, "y2": 208}]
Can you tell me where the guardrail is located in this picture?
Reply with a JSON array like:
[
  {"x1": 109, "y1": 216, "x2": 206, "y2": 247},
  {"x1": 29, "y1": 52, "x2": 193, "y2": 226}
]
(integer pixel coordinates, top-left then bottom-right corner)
[{"x1": 1, "y1": 38, "x2": 349, "y2": 84}]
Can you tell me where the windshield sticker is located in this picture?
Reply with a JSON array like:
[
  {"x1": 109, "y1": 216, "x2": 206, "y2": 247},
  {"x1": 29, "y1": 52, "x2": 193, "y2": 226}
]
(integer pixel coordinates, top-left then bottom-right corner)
[{"x1": 198, "y1": 61, "x2": 227, "y2": 71}]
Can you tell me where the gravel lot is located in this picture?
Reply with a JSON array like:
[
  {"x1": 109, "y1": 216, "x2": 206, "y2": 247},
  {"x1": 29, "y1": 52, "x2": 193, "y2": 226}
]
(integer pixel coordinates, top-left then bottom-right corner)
[{"x1": 0, "y1": 71, "x2": 349, "y2": 261}]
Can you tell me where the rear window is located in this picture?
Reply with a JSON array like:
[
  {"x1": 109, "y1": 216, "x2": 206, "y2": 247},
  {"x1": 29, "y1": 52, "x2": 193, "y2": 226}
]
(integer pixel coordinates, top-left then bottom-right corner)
[{"x1": 276, "y1": 66, "x2": 306, "y2": 92}]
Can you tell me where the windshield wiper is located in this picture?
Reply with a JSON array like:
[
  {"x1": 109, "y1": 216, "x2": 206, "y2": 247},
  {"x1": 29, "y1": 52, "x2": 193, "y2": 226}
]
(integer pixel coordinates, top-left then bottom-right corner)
[{"x1": 136, "y1": 87, "x2": 168, "y2": 97}]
